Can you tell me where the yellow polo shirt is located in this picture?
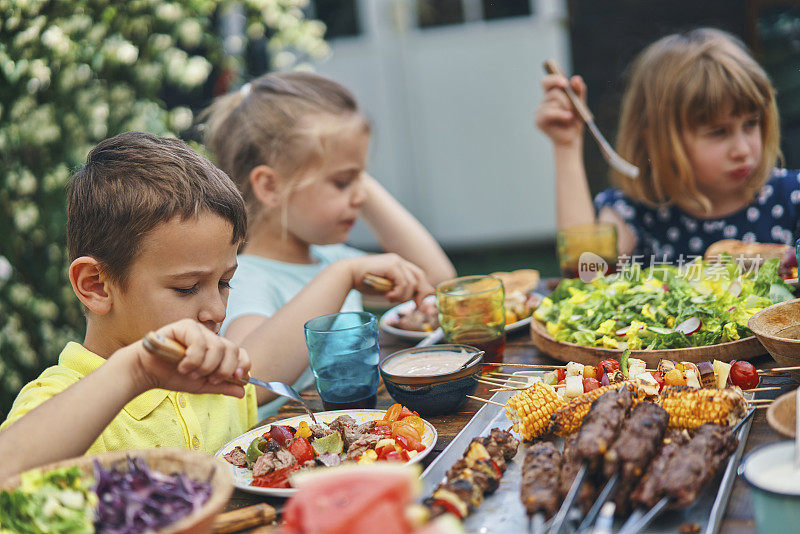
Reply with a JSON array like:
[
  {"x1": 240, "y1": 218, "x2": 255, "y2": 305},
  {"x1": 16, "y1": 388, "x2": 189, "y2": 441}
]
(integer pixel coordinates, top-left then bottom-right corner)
[{"x1": 1, "y1": 342, "x2": 258, "y2": 455}]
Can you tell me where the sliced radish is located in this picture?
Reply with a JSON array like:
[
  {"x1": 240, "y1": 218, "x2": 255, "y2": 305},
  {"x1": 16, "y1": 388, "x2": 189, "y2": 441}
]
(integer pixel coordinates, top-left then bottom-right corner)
[
  {"x1": 727, "y1": 306, "x2": 736, "y2": 312},
  {"x1": 727, "y1": 280, "x2": 742, "y2": 297},
  {"x1": 675, "y1": 316, "x2": 702, "y2": 335},
  {"x1": 662, "y1": 284, "x2": 670, "y2": 292}
]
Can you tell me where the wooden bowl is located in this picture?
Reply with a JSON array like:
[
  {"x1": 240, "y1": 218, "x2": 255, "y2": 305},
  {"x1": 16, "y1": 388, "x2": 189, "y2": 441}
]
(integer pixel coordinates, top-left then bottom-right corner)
[
  {"x1": 749, "y1": 299, "x2": 800, "y2": 383},
  {"x1": 766, "y1": 389, "x2": 797, "y2": 438},
  {"x1": 531, "y1": 318, "x2": 765, "y2": 367},
  {"x1": 0, "y1": 448, "x2": 233, "y2": 534}
]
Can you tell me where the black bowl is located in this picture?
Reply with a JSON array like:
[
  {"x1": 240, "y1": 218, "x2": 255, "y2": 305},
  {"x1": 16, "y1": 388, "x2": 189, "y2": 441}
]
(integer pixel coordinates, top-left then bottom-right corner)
[{"x1": 379, "y1": 344, "x2": 483, "y2": 416}]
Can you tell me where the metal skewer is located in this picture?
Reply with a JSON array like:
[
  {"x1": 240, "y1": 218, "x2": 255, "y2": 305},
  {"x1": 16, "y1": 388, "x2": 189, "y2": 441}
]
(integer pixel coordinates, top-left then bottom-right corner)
[
  {"x1": 550, "y1": 464, "x2": 588, "y2": 534},
  {"x1": 576, "y1": 474, "x2": 618, "y2": 533},
  {"x1": 529, "y1": 512, "x2": 546, "y2": 534},
  {"x1": 620, "y1": 497, "x2": 669, "y2": 534}
]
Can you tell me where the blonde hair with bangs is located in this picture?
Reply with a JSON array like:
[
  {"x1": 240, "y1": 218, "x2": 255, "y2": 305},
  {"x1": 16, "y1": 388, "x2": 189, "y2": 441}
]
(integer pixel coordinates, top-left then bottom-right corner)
[
  {"x1": 201, "y1": 72, "x2": 370, "y2": 226},
  {"x1": 614, "y1": 28, "x2": 780, "y2": 214}
]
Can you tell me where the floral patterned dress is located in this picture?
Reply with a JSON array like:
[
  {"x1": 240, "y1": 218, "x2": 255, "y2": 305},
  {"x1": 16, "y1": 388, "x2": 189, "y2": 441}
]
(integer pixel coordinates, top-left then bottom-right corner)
[{"x1": 593, "y1": 169, "x2": 800, "y2": 265}]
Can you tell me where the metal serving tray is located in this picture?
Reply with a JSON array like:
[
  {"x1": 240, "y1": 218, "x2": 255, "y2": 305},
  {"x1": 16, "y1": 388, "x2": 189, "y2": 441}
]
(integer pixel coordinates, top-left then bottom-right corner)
[{"x1": 420, "y1": 372, "x2": 753, "y2": 534}]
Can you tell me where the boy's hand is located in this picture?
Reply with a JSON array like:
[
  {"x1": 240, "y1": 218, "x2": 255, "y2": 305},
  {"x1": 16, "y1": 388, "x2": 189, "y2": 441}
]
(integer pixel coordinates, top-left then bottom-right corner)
[
  {"x1": 346, "y1": 253, "x2": 434, "y2": 306},
  {"x1": 122, "y1": 319, "x2": 251, "y2": 398},
  {"x1": 535, "y1": 74, "x2": 587, "y2": 148}
]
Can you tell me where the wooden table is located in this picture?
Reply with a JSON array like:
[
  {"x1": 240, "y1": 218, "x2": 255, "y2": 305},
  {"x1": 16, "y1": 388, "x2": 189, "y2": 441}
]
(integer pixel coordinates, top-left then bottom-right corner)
[{"x1": 223, "y1": 329, "x2": 795, "y2": 533}]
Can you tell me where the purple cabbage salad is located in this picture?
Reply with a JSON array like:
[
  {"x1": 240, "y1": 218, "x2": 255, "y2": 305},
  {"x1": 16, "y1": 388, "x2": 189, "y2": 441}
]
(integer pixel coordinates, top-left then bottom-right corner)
[{"x1": 93, "y1": 456, "x2": 212, "y2": 533}]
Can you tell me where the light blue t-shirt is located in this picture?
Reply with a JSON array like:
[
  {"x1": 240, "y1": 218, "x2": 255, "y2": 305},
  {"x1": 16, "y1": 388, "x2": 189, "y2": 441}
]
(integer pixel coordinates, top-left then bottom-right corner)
[{"x1": 221, "y1": 244, "x2": 365, "y2": 419}]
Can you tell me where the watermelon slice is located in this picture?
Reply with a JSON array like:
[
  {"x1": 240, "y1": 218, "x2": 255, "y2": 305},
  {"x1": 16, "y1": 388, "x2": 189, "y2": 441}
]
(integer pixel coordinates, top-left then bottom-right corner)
[{"x1": 280, "y1": 464, "x2": 424, "y2": 534}]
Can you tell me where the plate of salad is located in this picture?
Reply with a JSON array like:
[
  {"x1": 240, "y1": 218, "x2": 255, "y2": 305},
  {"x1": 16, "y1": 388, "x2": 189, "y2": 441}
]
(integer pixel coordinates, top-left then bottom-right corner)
[
  {"x1": 531, "y1": 257, "x2": 795, "y2": 366},
  {"x1": 0, "y1": 448, "x2": 231, "y2": 534},
  {"x1": 215, "y1": 405, "x2": 437, "y2": 497}
]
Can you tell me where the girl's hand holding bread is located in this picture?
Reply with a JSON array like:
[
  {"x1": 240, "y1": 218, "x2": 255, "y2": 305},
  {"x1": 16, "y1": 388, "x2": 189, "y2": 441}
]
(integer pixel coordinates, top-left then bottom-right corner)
[{"x1": 345, "y1": 253, "x2": 434, "y2": 306}]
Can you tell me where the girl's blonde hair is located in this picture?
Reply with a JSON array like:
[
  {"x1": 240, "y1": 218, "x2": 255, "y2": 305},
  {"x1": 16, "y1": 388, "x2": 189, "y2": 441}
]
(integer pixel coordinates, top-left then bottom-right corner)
[
  {"x1": 201, "y1": 72, "x2": 369, "y2": 223},
  {"x1": 614, "y1": 28, "x2": 780, "y2": 214}
]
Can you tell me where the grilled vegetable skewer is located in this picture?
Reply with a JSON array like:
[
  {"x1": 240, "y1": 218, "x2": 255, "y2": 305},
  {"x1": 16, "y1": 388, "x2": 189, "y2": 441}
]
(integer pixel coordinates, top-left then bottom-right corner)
[{"x1": 424, "y1": 428, "x2": 519, "y2": 522}]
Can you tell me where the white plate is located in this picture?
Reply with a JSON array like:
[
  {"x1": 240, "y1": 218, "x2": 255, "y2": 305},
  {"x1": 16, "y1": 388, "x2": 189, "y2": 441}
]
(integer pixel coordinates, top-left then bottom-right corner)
[
  {"x1": 215, "y1": 408, "x2": 437, "y2": 497},
  {"x1": 380, "y1": 298, "x2": 534, "y2": 340}
]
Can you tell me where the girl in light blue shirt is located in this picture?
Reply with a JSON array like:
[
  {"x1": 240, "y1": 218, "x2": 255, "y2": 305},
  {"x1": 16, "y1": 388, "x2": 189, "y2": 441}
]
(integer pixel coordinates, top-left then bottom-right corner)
[{"x1": 203, "y1": 72, "x2": 455, "y2": 416}]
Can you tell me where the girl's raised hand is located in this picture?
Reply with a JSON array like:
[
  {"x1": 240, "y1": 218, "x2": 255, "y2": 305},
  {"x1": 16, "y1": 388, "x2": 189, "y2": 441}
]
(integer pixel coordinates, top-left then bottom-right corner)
[
  {"x1": 347, "y1": 253, "x2": 434, "y2": 306},
  {"x1": 535, "y1": 74, "x2": 587, "y2": 148},
  {"x1": 126, "y1": 318, "x2": 251, "y2": 398}
]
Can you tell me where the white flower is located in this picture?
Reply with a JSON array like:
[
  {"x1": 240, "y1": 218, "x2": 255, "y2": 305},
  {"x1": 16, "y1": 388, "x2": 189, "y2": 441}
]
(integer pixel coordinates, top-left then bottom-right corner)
[
  {"x1": 156, "y1": 3, "x2": 182, "y2": 22},
  {"x1": 747, "y1": 207, "x2": 760, "y2": 221},
  {"x1": 273, "y1": 50, "x2": 297, "y2": 70},
  {"x1": 0, "y1": 256, "x2": 12, "y2": 282},
  {"x1": 181, "y1": 56, "x2": 211, "y2": 87},
  {"x1": 41, "y1": 26, "x2": 70, "y2": 55},
  {"x1": 689, "y1": 237, "x2": 704, "y2": 252},
  {"x1": 115, "y1": 42, "x2": 139, "y2": 64},
  {"x1": 742, "y1": 232, "x2": 757, "y2": 243},
  {"x1": 723, "y1": 225, "x2": 738, "y2": 238},
  {"x1": 13, "y1": 203, "x2": 39, "y2": 231},
  {"x1": 772, "y1": 204, "x2": 785, "y2": 219},
  {"x1": 170, "y1": 107, "x2": 193, "y2": 131},
  {"x1": 178, "y1": 20, "x2": 203, "y2": 48}
]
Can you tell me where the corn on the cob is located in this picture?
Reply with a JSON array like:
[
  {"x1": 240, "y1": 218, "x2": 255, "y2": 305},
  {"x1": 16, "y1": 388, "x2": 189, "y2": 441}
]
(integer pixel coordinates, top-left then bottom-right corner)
[
  {"x1": 504, "y1": 382, "x2": 565, "y2": 441},
  {"x1": 548, "y1": 382, "x2": 632, "y2": 437},
  {"x1": 659, "y1": 385, "x2": 747, "y2": 430}
]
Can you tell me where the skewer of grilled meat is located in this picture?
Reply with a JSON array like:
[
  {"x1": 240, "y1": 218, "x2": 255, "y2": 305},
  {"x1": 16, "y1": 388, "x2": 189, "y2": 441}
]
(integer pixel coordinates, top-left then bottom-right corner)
[
  {"x1": 576, "y1": 401, "x2": 671, "y2": 531},
  {"x1": 629, "y1": 429, "x2": 691, "y2": 509},
  {"x1": 558, "y1": 434, "x2": 599, "y2": 512},
  {"x1": 655, "y1": 423, "x2": 738, "y2": 508},
  {"x1": 630, "y1": 423, "x2": 737, "y2": 511},
  {"x1": 602, "y1": 403, "x2": 670, "y2": 512},
  {"x1": 520, "y1": 442, "x2": 562, "y2": 519},
  {"x1": 552, "y1": 386, "x2": 637, "y2": 534},
  {"x1": 424, "y1": 427, "x2": 520, "y2": 521},
  {"x1": 574, "y1": 384, "x2": 636, "y2": 472}
]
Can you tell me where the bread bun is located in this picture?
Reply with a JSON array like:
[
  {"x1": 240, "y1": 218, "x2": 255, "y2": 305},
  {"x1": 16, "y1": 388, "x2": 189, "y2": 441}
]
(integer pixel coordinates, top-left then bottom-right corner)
[
  {"x1": 490, "y1": 269, "x2": 540, "y2": 295},
  {"x1": 704, "y1": 239, "x2": 791, "y2": 270}
]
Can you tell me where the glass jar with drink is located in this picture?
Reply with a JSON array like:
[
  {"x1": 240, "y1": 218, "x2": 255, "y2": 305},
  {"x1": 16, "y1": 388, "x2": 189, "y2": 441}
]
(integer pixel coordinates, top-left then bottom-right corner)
[
  {"x1": 557, "y1": 222, "x2": 618, "y2": 281},
  {"x1": 435, "y1": 275, "x2": 505, "y2": 372}
]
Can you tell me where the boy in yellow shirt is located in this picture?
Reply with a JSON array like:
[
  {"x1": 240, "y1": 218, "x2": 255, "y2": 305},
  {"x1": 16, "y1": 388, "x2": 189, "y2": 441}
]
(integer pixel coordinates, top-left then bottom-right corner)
[{"x1": 0, "y1": 131, "x2": 433, "y2": 480}]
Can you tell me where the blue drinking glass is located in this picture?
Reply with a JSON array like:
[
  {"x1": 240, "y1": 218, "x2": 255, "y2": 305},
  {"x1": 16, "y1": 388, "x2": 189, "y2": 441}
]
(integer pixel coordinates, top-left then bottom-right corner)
[{"x1": 304, "y1": 311, "x2": 380, "y2": 410}]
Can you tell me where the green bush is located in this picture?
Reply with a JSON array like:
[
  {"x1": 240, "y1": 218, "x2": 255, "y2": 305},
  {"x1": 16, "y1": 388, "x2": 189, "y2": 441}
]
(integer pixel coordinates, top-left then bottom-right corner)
[{"x1": 0, "y1": 0, "x2": 328, "y2": 418}]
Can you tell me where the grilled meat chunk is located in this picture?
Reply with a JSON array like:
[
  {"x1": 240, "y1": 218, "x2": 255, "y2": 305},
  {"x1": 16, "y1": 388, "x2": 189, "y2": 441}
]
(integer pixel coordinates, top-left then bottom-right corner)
[
  {"x1": 252, "y1": 447, "x2": 297, "y2": 477},
  {"x1": 631, "y1": 429, "x2": 691, "y2": 508},
  {"x1": 574, "y1": 386, "x2": 635, "y2": 471},
  {"x1": 604, "y1": 402, "x2": 669, "y2": 481},
  {"x1": 345, "y1": 433, "x2": 381, "y2": 460},
  {"x1": 327, "y1": 415, "x2": 365, "y2": 449},
  {"x1": 223, "y1": 446, "x2": 248, "y2": 467},
  {"x1": 659, "y1": 424, "x2": 738, "y2": 508},
  {"x1": 559, "y1": 434, "x2": 598, "y2": 511},
  {"x1": 521, "y1": 442, "x2": 562, "y2": 518}
]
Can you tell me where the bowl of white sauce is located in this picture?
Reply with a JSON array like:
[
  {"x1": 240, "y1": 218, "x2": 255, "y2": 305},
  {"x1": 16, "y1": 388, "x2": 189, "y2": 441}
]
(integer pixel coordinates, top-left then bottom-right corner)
[
  {"x1": 738, "y1": 440, "x2": 800, "y2": 533},
  {"x1": 379, "y1": 344, "x2": 483, "y2": 415}
]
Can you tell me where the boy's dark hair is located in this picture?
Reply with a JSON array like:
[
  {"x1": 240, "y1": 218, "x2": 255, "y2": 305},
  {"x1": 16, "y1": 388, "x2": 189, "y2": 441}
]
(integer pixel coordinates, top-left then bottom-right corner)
[{"x1": 67, "y1": 131, "x2": 247, "y2": 287}]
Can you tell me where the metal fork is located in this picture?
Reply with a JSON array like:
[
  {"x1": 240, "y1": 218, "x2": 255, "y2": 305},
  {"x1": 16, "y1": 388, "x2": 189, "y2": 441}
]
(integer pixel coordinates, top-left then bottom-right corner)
[
  {"x1": 143, "y1": 331, "x2": 318, "y2": 423},
  {"x1": 543, "y1": 59, "x2": 640, "y2": 180}
]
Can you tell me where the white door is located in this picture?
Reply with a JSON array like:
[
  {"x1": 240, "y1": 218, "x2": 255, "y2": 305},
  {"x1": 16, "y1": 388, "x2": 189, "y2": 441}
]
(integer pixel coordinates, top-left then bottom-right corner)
[{"x1": 312, "y1": 0, "x2": 570, "y2": 248}]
